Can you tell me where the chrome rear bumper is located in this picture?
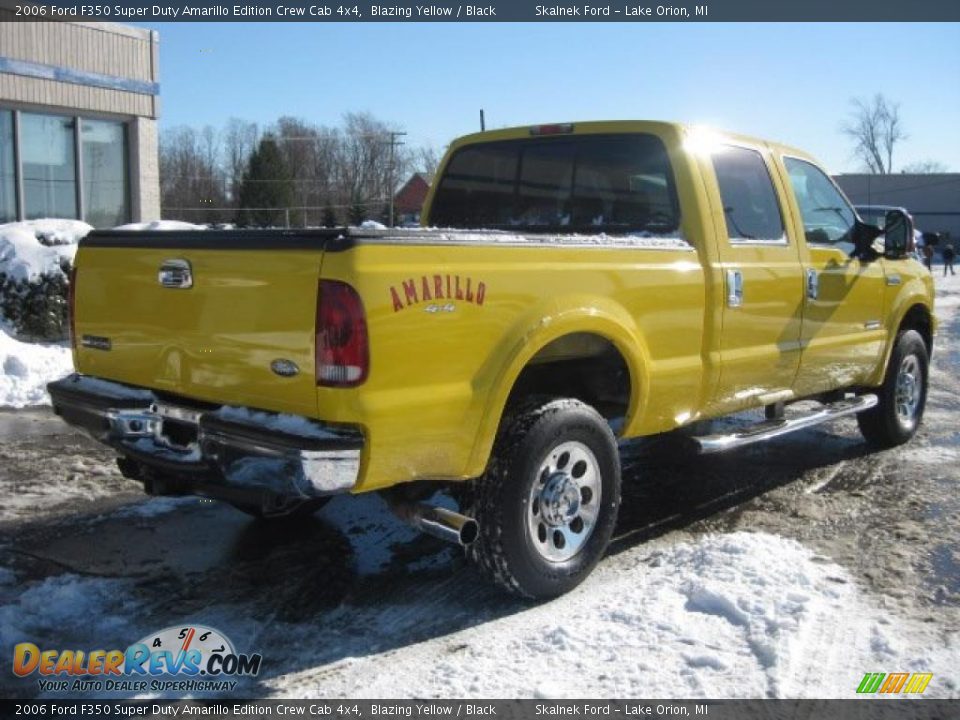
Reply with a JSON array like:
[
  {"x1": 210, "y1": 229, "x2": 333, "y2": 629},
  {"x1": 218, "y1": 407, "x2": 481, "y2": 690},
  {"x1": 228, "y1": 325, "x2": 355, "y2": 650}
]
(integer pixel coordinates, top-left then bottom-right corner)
[{"x1": 48, "y1": 374, "x2": 363, "y2": 501}]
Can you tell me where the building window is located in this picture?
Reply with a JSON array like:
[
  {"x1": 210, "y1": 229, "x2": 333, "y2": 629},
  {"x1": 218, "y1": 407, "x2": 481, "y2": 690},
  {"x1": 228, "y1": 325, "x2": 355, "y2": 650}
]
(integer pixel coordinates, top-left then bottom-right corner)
[
  {"x1": 82, "y1": 118, "x2": 129, "y2": 227},
  {"x1": 21, "y1": 112, "x2": 78, "y2": 220},
  {"x1": 0, "y1": 110, "x2": 15, "y2": 223}
]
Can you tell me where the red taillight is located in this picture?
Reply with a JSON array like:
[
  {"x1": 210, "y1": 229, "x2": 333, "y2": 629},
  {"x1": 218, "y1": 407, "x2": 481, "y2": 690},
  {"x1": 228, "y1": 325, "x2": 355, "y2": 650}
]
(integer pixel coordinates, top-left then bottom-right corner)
[
  {"x1": 67, "y1": 266, "x2": 77, "y2": 350},
  {"x1": 316, "y1": 280, "x2": 369, "y2": 387}
]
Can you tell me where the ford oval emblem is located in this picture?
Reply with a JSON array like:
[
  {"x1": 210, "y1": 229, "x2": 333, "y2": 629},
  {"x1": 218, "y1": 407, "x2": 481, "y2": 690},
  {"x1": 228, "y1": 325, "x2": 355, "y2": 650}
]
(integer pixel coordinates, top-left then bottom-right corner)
[{"x1": 270, "y1": 359, "x2": 300, "y2": 377}]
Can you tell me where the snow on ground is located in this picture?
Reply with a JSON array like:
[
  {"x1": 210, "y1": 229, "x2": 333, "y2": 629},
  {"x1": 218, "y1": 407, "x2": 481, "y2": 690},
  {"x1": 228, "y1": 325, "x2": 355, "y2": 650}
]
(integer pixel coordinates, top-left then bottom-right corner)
[
  {"x1": 261, "y1": 531, "x2": 955, "y2": 699},
  {"x1": 0, "y1": 530, "x2": 953, "y2": 699}
]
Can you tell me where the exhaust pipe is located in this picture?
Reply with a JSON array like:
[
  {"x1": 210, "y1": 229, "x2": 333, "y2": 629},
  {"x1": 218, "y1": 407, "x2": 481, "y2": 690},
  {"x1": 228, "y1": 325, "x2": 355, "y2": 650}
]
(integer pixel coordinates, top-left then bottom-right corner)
[{"x1": 391, "y1": 502, "x2": 479, "y2": 546}]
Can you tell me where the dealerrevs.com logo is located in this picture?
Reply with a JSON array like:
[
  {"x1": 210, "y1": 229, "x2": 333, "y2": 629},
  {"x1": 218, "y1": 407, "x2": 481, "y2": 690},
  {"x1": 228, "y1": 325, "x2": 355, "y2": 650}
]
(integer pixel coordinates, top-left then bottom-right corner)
[{"x1": 12, "y1": 625, "x2": 262, "y2": 693}]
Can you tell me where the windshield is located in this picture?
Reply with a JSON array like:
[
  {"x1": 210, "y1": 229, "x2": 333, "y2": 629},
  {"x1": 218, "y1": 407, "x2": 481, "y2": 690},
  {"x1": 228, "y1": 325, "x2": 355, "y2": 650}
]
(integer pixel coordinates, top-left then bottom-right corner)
[{"x1": 428, "y1": 134, "x2": 681, "y2": 234}]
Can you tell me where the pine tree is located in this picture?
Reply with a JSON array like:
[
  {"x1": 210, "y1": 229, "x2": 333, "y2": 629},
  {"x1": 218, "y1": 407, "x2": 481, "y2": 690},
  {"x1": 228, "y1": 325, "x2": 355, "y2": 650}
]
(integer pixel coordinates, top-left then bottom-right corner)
[
  {"x1": 322, "y1": 205, "x2": 338, "y2": 228},
  {"x1": 348, "y1": 199, "x2": 366, "y2": 226},
  {"x1": 236, "y1": 135, "x2": 294, "y2": 227}
]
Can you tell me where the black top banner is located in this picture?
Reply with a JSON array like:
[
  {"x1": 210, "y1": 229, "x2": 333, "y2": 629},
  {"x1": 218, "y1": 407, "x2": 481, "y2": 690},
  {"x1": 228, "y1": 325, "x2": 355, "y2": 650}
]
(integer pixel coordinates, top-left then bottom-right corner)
[{"x1": 7, "y1": 0, "x2": 960, "y2": 21}]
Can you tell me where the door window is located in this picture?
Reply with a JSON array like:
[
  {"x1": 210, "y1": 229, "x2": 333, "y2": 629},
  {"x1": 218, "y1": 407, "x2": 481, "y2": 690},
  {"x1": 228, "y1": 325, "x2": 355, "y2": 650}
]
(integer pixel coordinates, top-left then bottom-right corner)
[
  {"x1": 712, "y1": 146, "x2": 785, "y2": 243},
  {"x1": 783, "y1": 157, "x2": 856, "y2": 246}
]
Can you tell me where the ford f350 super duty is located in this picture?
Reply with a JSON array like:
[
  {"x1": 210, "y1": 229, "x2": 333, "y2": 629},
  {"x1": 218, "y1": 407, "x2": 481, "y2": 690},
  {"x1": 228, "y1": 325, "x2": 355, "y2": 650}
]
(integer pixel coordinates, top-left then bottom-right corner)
[{"x1": 49, "y1": 121, "x2": 935, "y2": 598}]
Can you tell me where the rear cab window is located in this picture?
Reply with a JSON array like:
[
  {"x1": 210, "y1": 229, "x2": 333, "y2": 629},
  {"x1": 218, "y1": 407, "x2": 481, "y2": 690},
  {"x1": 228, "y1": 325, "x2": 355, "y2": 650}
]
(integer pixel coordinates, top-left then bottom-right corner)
[{"x1": 428, "y1": 133, "x2": 682, "y2": 238}]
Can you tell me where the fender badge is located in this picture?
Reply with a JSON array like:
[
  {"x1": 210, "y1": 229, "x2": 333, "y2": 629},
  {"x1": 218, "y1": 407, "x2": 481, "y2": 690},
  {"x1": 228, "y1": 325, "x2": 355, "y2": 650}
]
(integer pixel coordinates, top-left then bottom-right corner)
[{"x1": 270, "y1": 359, "x2": 300, "y2": 377}]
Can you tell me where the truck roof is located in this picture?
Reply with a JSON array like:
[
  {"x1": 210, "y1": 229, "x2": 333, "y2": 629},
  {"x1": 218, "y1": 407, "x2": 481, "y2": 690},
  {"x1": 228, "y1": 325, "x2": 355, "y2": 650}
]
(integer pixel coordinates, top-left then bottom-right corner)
[{"x1": 449, "y1": 120, "x2": 816, "y2": 164}]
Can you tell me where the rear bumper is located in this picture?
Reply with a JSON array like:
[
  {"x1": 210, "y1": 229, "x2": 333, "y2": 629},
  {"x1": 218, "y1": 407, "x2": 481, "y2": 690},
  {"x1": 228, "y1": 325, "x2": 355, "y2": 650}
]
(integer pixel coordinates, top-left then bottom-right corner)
[{"x1": 48, "y1": 374, "x2": 363, "y2": 502}]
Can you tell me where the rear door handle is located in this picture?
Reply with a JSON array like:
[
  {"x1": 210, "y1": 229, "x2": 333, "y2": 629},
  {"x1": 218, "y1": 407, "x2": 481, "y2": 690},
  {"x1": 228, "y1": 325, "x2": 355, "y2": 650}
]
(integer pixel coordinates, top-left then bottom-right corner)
[
  {"x1": 726, "y1": 269, "x2": 743, "y2": 308},
  {"x1": 806, "y1": 268, "x2": 819, "y2": 300}
]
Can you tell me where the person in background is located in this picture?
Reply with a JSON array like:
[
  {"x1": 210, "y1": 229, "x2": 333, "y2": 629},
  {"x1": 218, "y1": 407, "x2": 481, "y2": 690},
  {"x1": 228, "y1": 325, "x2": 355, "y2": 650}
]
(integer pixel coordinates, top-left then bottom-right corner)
[
  {"x1": 944, "y1": 242, "x2": 956, "y2": 276},
  {"x1": 922, "y1": 242, "x2": 935, "y2": 271}
]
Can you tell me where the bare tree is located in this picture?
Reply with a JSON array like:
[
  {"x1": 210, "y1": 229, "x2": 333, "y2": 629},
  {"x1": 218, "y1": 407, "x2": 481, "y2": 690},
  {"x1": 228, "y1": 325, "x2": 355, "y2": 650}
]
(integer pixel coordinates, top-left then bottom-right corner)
[
  {"x1": 159, "y1": 126, "x2": 227, "y2": 223},
  {"x1": 902, "y1": 159, "x2": 948, "y2": 174},
  {"x1": 842, "y1": 94, "x2": 907, "y2": 174},
  {"x1": 158, "y1": 113, "x2": 417, "y2": 225},
  {"x1": 415, "y1": 145, "x2": 442, "y2": 178}
]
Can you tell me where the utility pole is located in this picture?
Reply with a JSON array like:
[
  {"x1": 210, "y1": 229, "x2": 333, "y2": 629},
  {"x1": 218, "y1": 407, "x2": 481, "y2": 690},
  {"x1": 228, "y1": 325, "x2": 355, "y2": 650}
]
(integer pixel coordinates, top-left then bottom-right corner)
[{"x1": 387, "y1": 130, "x2": 406, "y2": 227}]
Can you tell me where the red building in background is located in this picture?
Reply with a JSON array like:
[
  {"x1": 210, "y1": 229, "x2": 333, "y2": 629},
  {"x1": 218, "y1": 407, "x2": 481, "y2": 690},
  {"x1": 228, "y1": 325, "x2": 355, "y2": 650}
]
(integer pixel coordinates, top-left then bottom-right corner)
[{"x1": 394, "y1": 173, "x2": 433, "y2": 225}]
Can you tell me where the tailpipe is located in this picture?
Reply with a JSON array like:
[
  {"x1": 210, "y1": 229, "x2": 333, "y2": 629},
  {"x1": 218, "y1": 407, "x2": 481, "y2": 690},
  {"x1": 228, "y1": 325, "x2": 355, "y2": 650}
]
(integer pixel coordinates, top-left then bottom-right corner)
[{"x1": 391, "y1": 502, "x2": 479, "y2": 546}]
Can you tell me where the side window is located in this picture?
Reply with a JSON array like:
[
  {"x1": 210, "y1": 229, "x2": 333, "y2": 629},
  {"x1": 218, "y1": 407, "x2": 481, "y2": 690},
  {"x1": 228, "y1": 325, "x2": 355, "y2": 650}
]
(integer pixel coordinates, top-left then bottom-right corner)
[
  {"x1": 711, "y1": 146, "x2": 785, "y2": 243},
  {"x1": 783, "y1": 157, "x2": 856, "y2": 246}
]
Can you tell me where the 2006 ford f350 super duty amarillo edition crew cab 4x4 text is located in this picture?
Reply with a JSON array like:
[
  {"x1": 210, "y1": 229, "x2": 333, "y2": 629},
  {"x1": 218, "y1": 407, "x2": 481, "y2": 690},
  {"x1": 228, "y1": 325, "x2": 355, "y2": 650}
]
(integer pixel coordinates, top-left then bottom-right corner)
[{"x1": 49, "y1": 121, "x2": 935, "y2": 598}]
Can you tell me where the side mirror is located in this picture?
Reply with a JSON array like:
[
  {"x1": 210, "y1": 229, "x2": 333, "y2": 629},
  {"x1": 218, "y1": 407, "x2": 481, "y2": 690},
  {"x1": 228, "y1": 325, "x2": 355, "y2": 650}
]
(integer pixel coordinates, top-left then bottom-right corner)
[{"x1": 883, "y1": 209, "x2": 912, "y2": 259}]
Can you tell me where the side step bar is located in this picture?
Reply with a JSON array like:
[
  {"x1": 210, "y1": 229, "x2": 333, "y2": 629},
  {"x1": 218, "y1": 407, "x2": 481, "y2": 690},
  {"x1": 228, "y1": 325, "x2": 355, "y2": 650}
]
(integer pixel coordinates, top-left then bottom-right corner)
[{"x1": 694, "y1": 394, "x2": 878, "y2": 455}]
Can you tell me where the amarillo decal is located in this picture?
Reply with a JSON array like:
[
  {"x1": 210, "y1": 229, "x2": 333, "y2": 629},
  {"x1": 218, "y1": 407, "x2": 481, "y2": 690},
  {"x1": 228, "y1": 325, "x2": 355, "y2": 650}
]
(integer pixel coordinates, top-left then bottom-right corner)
[{"x1": 390, "y1": 274, "x2": 487, "y2": 312}]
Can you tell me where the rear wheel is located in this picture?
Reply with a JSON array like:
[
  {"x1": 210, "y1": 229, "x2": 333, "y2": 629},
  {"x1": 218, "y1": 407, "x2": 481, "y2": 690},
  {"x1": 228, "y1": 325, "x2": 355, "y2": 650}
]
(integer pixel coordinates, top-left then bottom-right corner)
[
  {"x1": 858, "y1": 329, "x2": 929, "y2": 448},
  {"x1": 467, "y1": 398, "x2": 621, "y2": 599}
]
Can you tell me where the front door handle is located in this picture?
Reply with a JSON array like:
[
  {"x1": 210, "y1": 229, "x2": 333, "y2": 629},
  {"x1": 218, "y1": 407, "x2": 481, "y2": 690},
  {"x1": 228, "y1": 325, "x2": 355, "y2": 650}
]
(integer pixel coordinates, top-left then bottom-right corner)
[
  {"x1": 806, "y1": 268, "x2": 819, "y2": 300},
  {"x1": 726, "y1": 269, "x2": 743, "y2": 308}
]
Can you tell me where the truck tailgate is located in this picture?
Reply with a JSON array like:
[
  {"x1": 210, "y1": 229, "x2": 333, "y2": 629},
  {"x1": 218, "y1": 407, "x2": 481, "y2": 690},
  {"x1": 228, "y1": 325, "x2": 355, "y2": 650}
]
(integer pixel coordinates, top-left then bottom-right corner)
[{"x1": 72, "y1": 230, "x2": 335, "y2": 417}]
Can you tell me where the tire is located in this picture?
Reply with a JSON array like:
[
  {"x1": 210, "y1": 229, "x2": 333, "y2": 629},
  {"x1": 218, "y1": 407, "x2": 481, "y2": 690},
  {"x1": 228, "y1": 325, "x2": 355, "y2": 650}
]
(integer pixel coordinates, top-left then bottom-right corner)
[
  {"x1": 857, "y1": 329, "x2": 929, "y2": 448},
  {"x1": 230, "y1": 496, "x2": 331, "y2": 521},
  {"x1": 467, "y1": 398, "x2": 621, "y2": 599}
]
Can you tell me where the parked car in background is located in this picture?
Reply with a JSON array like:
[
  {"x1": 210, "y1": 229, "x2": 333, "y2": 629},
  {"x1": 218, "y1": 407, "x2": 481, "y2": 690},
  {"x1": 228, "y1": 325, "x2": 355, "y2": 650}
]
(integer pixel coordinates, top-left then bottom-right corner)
[{"x1": 856, "y1": 205, "x2": 924, "y2": 261}]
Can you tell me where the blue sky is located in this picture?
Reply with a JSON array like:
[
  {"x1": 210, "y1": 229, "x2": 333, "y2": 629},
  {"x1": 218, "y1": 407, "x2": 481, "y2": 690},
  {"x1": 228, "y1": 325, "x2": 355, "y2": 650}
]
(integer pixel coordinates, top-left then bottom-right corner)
[{"x1": 138, "y1": 22, "x2": 960, "y2": 173}]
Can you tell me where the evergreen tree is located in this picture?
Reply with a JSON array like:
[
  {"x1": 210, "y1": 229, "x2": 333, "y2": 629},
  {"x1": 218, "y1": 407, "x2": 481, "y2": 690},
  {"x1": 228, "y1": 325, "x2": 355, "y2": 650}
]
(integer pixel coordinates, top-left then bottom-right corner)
[
  {"x1": 236, "y1": 135, "x2": 294, "y2": 226},
  {"x1": 348, "y1": 199, "x2": 366, "y2": 226},
  {"x1": 322, "y1": 205, "x2": 338, "y2": 228}
]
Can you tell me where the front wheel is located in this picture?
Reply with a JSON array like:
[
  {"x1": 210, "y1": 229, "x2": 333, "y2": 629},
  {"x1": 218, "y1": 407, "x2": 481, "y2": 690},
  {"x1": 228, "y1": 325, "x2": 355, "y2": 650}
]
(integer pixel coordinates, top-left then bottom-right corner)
[
  {"x1": 467, "y1": 398, "x2": 621, "y2": 599},
  {"x1": 858, "y1": 329, "x2": 929, "y2": 448}
]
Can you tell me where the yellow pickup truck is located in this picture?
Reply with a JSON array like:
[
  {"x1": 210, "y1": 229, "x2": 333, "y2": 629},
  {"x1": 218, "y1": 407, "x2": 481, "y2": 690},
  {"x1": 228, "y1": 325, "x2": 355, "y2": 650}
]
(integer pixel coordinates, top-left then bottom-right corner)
[{"x1": 49, "y1": 121, "x2": 935, "y2": 598}]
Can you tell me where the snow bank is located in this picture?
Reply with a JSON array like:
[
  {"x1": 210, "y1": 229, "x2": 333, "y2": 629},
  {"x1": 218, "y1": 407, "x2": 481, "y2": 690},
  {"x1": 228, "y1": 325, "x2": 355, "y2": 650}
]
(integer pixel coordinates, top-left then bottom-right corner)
[
  {"x1": 0, "y1": 220, "x2": 88, "y2": 407},
  {"x1": 358, "y1": 220, "x2": 387, "y2": 230},
  {"x1": 0, "y1": 219, "x2": 90, "y2": 282},
  {"x1": 0, "y1": 574, "x2": 138, "y2": 654},
  {"x1": 0, "y1": 325, "x2": 72, "y2": 407}
]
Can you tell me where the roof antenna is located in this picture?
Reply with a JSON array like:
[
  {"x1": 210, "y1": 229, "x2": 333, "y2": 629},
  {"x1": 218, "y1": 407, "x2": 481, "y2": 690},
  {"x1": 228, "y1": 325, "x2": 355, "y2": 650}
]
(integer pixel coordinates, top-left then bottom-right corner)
[{"x1": 480, "y1": 109, "x2": 486, "y2": 132}]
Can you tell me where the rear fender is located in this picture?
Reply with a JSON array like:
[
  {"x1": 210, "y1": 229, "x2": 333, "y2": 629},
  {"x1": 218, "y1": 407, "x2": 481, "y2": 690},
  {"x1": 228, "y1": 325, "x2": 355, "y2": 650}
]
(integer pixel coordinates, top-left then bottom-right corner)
[{"x1": 464, "y1": 294, "x2": 650, "y2": 477}]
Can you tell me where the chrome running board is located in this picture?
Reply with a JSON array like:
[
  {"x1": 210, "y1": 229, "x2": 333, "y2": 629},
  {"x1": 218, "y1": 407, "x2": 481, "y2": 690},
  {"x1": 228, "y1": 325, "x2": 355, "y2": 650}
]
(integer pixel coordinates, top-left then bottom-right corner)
[{"x1": 694, "y1": 394, "x2": 878, "y2": 455}]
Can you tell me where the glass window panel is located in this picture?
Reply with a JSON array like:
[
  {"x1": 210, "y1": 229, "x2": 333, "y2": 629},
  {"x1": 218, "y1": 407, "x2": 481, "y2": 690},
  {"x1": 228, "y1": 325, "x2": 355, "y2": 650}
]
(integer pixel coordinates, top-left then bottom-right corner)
[
  {"x1": 783, "y1": 157, "x2": 856, "y2": 246},
  {"x1": 21, "y1": 113, "x2": 78, "y2": 220},
  {"x1": 82, "y1": 118, "x2": 129, "y2": 228},
  {"x1": 429, "y1": 133, "x2": 680, "y2": 234},
  {"x1": 711, "y1": 146, "x2": 785, "y2": 242},
  {"x1": 0, "y1": 110, "x2": 15, "y2": 223}
]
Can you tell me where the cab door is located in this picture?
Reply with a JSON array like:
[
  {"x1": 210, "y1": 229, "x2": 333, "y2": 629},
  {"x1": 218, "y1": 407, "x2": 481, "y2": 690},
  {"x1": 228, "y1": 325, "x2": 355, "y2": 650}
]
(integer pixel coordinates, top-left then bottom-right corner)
[
  {"x1": 777, "y1": 156, "x2": 887, "y2": 396},
  {"x1": 705, "y1": 144, "x2": 805, "y2": 411}
]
